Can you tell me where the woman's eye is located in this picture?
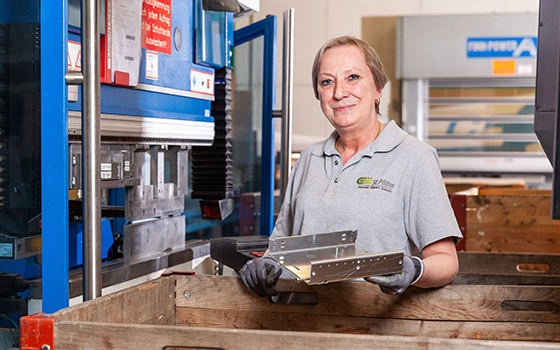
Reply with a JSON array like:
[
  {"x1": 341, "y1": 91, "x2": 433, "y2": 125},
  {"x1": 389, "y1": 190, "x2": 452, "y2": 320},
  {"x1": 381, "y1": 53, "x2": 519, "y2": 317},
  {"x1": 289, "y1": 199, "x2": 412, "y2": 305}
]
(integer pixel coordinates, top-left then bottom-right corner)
[
  {"x1": 320, "y1": 79, "x2": 332, "y2": 87},
  {"x1": 349, "y1": 74, "x2": 359, "y2": 81}
]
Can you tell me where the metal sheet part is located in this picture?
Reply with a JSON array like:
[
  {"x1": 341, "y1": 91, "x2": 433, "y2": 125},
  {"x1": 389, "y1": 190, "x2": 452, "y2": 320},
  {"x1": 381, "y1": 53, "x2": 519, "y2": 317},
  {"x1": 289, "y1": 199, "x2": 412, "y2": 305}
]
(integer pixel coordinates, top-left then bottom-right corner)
[
  {"x1": 269, "y1": 231, "x2": 404, "y2": 285},
  {"x1": 269, "y1": 230, "x2": 360, "y2": 253},
  {"x1": 126, "y1": 196, "x2": 184, "y2": 222},
  {"x1": 68, "y1": 111, "x2": 214, "y2": 144},
  {"x1": 308, "y1": 252, "x2": 403, "y2": 285},
  {"x1": 123, "y1": 215, "x2": 186, "y2": 265},
  {"x1": 29, "y1": 240, "x2": 210, "y2": 299}
]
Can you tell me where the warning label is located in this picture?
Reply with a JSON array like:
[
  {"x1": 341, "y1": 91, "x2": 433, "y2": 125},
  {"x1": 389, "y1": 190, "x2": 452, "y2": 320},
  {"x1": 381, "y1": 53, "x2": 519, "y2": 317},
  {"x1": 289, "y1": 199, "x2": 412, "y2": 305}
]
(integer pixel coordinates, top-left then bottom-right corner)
[
  {"x1": 141, "y1": 0, "x2": 172, "y2": 55},
  {"x1": 68, "y1": 40, "x2": 82, "y2": 71}
]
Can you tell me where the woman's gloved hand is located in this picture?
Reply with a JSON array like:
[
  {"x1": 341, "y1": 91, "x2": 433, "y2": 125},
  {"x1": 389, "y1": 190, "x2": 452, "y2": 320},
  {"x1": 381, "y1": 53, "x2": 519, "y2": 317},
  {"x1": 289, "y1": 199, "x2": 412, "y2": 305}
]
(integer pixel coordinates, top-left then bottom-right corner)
[
  {"x1": 239, "y1": 256, "x2": 282, "y2": 297},
  {"x1": 364, "y1": 255, "x2": 424, "y2": 295}
]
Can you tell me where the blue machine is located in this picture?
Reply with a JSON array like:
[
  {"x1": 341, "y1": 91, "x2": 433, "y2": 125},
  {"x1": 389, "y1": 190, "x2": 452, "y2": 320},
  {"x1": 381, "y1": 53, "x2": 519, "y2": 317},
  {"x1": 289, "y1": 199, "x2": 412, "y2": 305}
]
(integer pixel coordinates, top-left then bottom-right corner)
[
  {"x1": 69, "y1": 220, "x2": 114, "y2": 269},
  {"x1": 0, "y1": 0, "x2": 278, "y2": 320}
]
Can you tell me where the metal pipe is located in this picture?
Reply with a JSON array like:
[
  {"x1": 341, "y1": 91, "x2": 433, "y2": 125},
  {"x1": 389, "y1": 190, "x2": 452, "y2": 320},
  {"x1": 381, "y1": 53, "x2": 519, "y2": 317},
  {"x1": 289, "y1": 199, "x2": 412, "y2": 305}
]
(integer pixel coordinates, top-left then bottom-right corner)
[
  {"x1": 279, "y1": 8, "x2": 294, "y2": 208},
  {"x1": 82, "y1": 0, "x2": 102, "y2": 301},
  {"x1": 65, "y1": 71, "x2": 84, "y2": 85}
]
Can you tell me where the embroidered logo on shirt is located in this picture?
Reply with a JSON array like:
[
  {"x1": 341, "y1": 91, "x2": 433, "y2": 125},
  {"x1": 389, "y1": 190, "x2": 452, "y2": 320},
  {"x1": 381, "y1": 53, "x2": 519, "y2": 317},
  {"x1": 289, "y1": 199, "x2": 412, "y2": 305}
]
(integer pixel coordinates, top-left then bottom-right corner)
[{"x1": 357, "y1": 177, "x2": 395, "y2": 193}]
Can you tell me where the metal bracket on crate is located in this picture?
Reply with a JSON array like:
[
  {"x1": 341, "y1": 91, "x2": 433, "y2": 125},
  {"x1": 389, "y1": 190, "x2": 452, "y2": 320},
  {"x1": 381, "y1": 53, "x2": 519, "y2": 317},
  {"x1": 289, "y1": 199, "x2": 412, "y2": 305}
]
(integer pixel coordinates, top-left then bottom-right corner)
[{"x1": 269, "y1": 230, "x2": 404, "y2": 285}]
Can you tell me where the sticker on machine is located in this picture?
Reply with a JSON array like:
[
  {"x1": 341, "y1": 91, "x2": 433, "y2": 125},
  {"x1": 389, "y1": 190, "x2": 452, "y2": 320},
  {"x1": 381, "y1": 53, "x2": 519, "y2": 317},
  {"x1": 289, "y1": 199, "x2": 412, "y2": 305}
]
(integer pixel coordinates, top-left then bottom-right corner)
[
  {"x1": 146, "y1": 51, "x2": 158, "y2": 80},
  {"x1": 190, "y1": 69, "x2": 214, "y2": 96},
  {"x1": 68, "y1": 40, "x2": 82, "y2": 71},
  {"x1": 492, "y1": 60, "x2": 516, "y2": 76},
  {"x1": 0, "y1": 243, "x2": 13, "y2": 258}
]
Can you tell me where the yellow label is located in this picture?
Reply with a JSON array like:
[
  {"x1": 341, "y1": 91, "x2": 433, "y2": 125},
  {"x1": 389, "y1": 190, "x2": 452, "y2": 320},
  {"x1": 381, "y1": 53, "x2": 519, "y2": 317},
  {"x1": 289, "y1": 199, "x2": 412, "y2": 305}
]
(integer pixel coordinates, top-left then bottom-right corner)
[
  {"x1": 27, "y1": 236, "x2": 42, "y2": 252},
  {"x1": 493, "y1": 59, "x2": 516, "y2": 75}
]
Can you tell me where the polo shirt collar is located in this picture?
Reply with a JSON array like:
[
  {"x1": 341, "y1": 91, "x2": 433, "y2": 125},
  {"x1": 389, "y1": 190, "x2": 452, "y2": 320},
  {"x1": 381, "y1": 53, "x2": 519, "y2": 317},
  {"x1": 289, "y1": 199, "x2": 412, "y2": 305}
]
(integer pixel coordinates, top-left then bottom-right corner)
[{"x1": 314, "y1": 120, "x2": 408, "y2": 157}]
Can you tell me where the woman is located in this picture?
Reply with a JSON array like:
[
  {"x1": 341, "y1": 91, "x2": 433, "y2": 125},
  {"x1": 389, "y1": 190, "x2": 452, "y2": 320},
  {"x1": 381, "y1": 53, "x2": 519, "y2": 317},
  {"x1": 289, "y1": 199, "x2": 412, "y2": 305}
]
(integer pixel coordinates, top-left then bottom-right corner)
[{"x1": 240, "y1": 36, "x2": 462, "y2": 297}]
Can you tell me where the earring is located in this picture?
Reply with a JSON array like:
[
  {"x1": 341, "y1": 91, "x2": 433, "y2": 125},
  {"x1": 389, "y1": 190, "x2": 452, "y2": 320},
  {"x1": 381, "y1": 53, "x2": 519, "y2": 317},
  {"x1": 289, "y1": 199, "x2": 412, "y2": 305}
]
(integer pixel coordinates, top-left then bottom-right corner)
[{"x1": 375, "y1": 98, "x2": 380, "y2": 105}]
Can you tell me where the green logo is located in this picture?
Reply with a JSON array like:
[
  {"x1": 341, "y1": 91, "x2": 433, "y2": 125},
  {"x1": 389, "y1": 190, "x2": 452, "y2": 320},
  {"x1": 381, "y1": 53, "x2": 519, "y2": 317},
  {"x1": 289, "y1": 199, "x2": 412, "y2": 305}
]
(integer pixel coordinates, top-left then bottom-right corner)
[
  {"x1": 357, "y1": 177, "x2": 373, "y2": 185},
  {"x1": 356, "y1": 177, "x2": 395, "y2": 192}
]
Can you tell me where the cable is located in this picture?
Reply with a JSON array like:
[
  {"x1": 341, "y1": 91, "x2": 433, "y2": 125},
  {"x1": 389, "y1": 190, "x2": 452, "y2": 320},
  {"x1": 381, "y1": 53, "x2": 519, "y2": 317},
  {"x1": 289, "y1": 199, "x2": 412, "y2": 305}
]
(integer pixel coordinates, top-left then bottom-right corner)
[
  {"x1": 0, "y1": 314, "x2": 19, "y2": 331},
  {"x1": 0, "y1": 314, "x2": 19, "y2": 347},
  {"x1": 0, "y1": 314, "x2": 18, "y2": 347}
]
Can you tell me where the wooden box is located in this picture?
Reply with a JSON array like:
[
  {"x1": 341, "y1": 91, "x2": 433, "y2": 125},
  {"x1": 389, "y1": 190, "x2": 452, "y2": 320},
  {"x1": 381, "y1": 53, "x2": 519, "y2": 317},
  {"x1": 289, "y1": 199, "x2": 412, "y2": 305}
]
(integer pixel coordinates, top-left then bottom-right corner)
[
  {"x1": 450, "y1": 189, "x2": 560, "y2": 253},
  {"x1": 20, "y1": 274, "x2": 560, "y2": 349}
]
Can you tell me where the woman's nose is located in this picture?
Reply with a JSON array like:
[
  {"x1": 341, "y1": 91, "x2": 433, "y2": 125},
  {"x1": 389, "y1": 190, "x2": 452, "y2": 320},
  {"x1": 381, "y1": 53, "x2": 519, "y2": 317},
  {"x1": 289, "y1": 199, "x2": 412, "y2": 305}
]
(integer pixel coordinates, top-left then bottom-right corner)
[{"x1": 333, "y1": 82, "x2": 348, "y2": 100}]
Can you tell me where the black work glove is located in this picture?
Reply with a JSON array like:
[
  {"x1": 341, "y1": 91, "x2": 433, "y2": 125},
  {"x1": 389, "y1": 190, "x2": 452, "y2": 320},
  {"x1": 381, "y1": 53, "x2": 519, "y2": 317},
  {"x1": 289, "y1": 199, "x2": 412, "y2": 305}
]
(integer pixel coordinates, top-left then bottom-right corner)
[
  {"x1": 239, "y1": 256, "x2": 282, "y2": 297},
  {"x1": 364, "y1": 255, "x2": 424, "y2": 295}
]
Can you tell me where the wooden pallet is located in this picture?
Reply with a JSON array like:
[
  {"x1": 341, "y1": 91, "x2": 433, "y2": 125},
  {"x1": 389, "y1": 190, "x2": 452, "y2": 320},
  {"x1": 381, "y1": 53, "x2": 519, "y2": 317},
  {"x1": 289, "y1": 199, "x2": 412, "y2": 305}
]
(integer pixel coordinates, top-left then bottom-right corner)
[{"x1": 20, "y1": 274, "x2": 560, "y2": 349}]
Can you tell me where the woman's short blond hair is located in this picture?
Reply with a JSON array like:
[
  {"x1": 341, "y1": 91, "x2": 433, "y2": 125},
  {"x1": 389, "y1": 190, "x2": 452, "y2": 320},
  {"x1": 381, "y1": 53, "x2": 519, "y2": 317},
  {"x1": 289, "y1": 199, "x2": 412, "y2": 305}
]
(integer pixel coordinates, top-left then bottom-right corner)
[{"x1": 312, "y1": 36, "x2": 388, "y2": 115}]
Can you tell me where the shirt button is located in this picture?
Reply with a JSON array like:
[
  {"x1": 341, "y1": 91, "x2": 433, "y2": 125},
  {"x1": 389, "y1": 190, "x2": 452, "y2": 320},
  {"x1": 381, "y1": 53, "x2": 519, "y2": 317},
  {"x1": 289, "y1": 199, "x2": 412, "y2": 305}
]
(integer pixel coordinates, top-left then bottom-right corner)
[
  {"x1": 334, "y1": 160, "x2": 339, "y2": 165},
  {"x1": 334, "y1": 178, "x2": 339, "y2": 183}
]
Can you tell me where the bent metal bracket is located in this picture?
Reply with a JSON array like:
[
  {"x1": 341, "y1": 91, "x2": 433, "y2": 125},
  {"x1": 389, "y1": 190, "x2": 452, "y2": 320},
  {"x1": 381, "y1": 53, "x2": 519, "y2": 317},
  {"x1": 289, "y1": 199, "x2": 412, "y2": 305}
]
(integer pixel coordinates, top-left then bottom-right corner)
[{"x1": 269, "y1": 230, "x2": 404, "y2": 285}]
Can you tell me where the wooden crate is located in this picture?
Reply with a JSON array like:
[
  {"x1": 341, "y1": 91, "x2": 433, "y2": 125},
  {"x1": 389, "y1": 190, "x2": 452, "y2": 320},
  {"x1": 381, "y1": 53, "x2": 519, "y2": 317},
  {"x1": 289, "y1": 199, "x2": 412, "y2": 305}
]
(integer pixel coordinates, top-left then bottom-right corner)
[
  {"x1": 20, "y1": 274, "x2": 560, "y2": 349},
  {"x1": 451, "y1": 189, "x2": 560, "y2": 253},
  {"x1": 455, "y1": 251, "x2": 560, "y2": 285}
]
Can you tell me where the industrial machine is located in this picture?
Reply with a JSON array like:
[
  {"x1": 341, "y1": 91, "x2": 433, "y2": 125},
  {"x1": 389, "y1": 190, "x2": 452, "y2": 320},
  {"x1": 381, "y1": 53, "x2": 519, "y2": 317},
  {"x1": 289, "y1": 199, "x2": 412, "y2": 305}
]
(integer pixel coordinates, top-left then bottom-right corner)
[
  {"x1": 0, "y1": 1, "x2": 293, "y2": 340},
  {"x1": 397, "y1": 13, "x2": 550, "y2": 177}
]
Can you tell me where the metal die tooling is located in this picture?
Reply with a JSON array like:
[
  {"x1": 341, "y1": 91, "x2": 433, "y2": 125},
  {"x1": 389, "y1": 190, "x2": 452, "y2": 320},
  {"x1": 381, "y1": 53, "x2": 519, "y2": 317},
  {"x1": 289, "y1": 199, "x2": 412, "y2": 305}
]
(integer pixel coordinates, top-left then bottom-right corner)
[{"x1": 269, "y1": 230, "x2": 404, "y2": 285}]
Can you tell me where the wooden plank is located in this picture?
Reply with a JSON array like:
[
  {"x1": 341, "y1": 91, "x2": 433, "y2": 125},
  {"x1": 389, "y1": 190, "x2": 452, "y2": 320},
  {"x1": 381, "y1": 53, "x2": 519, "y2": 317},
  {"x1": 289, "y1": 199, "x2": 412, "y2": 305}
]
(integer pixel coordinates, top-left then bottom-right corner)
[
  {"x1": 175, "y1": 308, "x2": 560, "y2": 342},
  {"x1": 466, "y1": 225, "x2": 560, "y2": 253},
  {"x1": 144, "y1": 307, "x2": 175, "y2": 326},
  {"x1": 458, "y1": 252, "x2": 560, "y2": 275},
  {"x1": 52, "y1": 321, "x2": 560, "y2": 350},
  {"x1": 52, "y1": 276, "x2": 176, "y2": 324},
  {"x1": 466, "y1": 195, "x2": 560, "y2": 226},
  {"x1": 174, "y1": 275, "x2": 560, "y2": 323},
  {"x1": 466, "y1": 195, "x2": 560, "y2": 253},
  {"x1": 454, "y1": 273, "x2": 560, "y2": 286},
  {"x1": 478, "y1": 188, "x2": 551, "y2": 196}
]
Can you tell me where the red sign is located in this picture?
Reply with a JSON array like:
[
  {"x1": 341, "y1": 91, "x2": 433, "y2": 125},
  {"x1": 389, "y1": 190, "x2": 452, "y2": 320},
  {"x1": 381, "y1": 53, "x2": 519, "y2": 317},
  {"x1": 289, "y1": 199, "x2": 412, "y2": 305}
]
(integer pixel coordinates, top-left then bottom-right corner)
[{"x1": 141, "y1": 0, "x2": 172, "y2": 55}]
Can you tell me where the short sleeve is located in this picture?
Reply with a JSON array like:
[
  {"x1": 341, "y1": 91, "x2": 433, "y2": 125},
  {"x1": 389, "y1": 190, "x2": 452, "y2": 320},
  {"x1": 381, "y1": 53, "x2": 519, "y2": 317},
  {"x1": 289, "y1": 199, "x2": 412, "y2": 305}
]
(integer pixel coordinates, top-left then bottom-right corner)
[
  {"x1": 270, "y1": 160, "x2": 300, "y2": 239},
  {"x1": 405, "y1": 150, "x2": 463, "y2": 252}
]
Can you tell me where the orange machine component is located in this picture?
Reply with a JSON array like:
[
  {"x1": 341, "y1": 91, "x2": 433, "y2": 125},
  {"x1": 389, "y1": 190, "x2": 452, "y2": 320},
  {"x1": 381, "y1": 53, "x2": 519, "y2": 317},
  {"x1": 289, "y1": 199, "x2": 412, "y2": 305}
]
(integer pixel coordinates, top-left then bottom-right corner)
[{"x1": 20, "y1": 313, "x2": 57, "y2": 350}]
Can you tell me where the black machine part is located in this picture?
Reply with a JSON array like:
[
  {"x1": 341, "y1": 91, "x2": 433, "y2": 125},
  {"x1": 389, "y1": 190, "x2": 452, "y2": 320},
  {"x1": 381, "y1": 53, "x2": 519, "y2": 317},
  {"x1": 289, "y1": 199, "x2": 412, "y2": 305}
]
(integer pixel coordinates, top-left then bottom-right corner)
[
  {"x1": 202, "y1": 0, "x2": 241, "y2": 13},
  {"x1": 0, "y1": 273, "x2": 29, "y2": 314},
  {"x1": 535, "y1": 0, "x2": 560, "y2": 219},
  {"x1": 210, "y1": 235, "x2": 269, "y2": 272}
]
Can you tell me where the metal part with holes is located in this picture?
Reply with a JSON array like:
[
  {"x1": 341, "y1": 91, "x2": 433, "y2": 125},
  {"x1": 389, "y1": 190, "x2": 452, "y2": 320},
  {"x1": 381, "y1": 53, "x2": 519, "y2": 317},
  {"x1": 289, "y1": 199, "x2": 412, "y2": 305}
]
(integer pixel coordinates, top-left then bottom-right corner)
[
  {"x1": 269, "y1": 230, "x2": 404, "y2": 285},
  {"x1": 308, "y1": 252, "x2": 403, "y2": 285},
  {"x1": 124, "y1": 148, "x2": 188, "y2": 222},
  {"x1": 269, "y1": 230, "x2": 359, "y2": 253}
]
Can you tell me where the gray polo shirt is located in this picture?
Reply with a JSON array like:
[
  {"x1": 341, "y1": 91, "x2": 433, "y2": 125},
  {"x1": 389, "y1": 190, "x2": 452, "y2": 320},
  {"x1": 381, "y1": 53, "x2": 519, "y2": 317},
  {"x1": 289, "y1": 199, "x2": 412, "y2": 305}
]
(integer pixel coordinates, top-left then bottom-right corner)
[{"x1": 271, "y1": 120, "x2": 462, "y2": 256}]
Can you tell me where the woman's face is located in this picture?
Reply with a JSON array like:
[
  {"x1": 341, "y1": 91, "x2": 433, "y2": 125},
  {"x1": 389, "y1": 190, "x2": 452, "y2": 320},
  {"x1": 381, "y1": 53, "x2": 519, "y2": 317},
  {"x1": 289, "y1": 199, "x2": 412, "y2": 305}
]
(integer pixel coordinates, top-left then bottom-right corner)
[{"x1": 317, "y1": 45, "x2": 381, "y2": 134}]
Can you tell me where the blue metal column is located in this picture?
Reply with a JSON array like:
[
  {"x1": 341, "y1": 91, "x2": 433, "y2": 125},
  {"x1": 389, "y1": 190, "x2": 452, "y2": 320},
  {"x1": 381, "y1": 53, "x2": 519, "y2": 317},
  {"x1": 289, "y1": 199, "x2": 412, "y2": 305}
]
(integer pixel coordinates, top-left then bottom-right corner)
[
  {"x1": 261, "y1": 17, "x2": 277, "y2": 236},
  {"x1": 234, "y1": 16, "x2": 277, "y2": 236},
  {"x1": 41, "y1": 0, "x2": 70, "y2": 312}
]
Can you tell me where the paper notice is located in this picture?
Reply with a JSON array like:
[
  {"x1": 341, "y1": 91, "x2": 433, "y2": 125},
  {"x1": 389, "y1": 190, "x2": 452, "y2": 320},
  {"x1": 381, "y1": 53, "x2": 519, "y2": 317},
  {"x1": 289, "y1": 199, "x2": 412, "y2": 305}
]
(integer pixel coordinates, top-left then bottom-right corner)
[{"x1": 111, "y1": 0, "x2": 143, "y2": 86}]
